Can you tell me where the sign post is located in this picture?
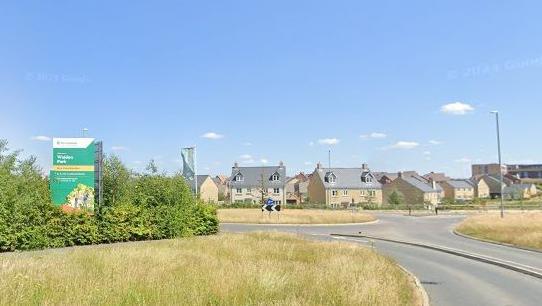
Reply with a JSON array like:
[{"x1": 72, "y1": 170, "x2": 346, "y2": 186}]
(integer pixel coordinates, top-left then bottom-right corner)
[
  {"x1": 261, "y1": 198, "x2": 281, "y2": 218},
  {"x1": 50, "y1": 138, "x2": 96, "y2": 212}
]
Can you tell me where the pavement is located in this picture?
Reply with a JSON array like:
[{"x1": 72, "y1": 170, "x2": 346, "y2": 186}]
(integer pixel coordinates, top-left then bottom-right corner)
[{"x1": 221, "y1": 213, "x2": 542, "y2": 306}]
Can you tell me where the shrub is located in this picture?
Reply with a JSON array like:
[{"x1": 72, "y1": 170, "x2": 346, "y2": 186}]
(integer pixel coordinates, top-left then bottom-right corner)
[{"x1": 0, "y1": 140, "x2": 218, "y2": 252}]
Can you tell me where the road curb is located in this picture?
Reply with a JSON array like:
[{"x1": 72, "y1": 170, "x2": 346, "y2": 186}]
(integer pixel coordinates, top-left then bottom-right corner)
[
  {"x1": 220, "y1": 219, "x2": 380, "y2": 227},
  {"x1": 452, "y1": 229, "x2": 542, "y2": 254},
  {"x1": 397, "y1": 264, "x2": 431, "y2": 306},
  {"x1": 330, "y1": 233, "x2": 542, "y2": 280}
]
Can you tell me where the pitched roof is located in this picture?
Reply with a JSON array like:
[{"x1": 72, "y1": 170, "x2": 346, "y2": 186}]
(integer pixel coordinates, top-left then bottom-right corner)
[
  {"x1": 229, "y1": 165, "x2": 287, "y2": 188},
  {"x1": 191, "y1": 175, "x2": 213, "y2": 190},
  {"x1": 423, "y1": 172, "x2": 450, "y2": 182},
  {"x1": 401, "y1": 175, "x2": 443, "y2": 192},
  {"x1": 445, "y1": 179, "x2": 474, "y2": 189},
  {"x1": 314, "y1": 167, "x2": 382, "y2": 189}
]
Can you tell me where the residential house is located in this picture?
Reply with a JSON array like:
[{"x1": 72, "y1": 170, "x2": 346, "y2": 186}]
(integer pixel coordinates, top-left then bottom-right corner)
[
  {"x1": 212, "y1": 175, "x2": 230, "y2": 201},
  {"x1": 229, "y1": 162, "x2": 287, "y2": 205},
  {"x1": 476, "y1": 175, "x2": 507, "y2": 199},
  {"x1": 192, "y1": 175, "x2": 219, "y2": 203},
  {"x1": 307, "y1": 163, "x2": 383, "y2": 206},
  {"x1": 469, "y1": 176, "x2": 491, "y2": 198},
  {"x1": 285, "y1": 173, "x2": 310, "y2": 204},
  {"x1": 440, "y1": 179, "x2": 475, "y2": 202},
  {"x1": 383, "y1": 172, "x2": 443, "y2": 205},
  {"x1": 503, "y1": 184, "x2": 538, "y2": 200},
  {"x1": 374, "y1": 171, "x2": 418, "y2": 185},
  {"x1": 423, "y1": 172, "x2": 450, "y2": 183}
]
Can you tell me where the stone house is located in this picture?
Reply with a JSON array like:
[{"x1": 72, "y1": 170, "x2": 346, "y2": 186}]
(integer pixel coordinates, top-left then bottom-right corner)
[
  {"x1": 382, "y1": 172, "x2": 443, "y2": 205},
  {"x1": 307, "y1": 163, "x2": 383, "y2": 206},
  {"x1": 229, "y1": 162, "x2": 287, "y2": 205}
]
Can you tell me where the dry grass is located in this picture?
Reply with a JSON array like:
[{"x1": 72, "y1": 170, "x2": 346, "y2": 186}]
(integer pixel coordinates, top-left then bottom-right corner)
[
  {"x1": 218, "y1": 208, "x2": 376, "y2": 224},
  {"x1": 456, "y1": 212, "x2": 542, "y2": 250},
  {"x1": 0, "y1": 233, "x2": 417, "y2": 306}
]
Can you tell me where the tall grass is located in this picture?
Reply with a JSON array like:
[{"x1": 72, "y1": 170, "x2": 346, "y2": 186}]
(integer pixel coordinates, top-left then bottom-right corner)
[
  {"x1": 218, "y1": 208, "x2": 376, "y2": 224},
  {"x1": 456, "y1": 212, "x2": 542, "y2": 250},
  {"x1": 0, "y1": 233, "x2": 417, "y2": 305}
]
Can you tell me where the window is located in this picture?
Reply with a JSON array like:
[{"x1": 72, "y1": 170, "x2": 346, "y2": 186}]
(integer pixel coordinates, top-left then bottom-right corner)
[
  {"x1": 361, "y1": 173, "x2": 373, "y2": 183},
  {"x1": 273, "y1": 188, "x2": 280, "y2": 194},
  {"x1": 246, "y1": 188, "x2": 252, "y2": 193},
  {"x1": 271, "y1": 173, "x2": 280, "y2": 181},
  {"x1": 331, "y1": 190, "x2": 338, "y2": 196},
  {"x1": 325, "y1": 172, "x2": 336, "y2": 183},
  {"x1": 234, "y1": 174, "x2": 243, "y2": 182},
  {"x1": 236, "y1": 188, "x2": 242, "y2": 194},
  {"x1": 343, "y1": 190, "x2": 348, "y2": 195}
]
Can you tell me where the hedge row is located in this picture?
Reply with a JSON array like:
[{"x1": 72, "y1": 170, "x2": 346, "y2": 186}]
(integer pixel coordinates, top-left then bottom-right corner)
[{"x1": 0, "y1": 140, "x2": 218, "y2": 252}]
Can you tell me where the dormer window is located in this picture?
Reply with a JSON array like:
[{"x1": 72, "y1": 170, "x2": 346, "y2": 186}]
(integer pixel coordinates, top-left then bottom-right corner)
[
  {"x1": 361, "y1": 172, "x2": 373, "y2": 183},
  {"x1": 234, "y1": 173, "x2": 244, "y2": 182},
  {"x1": 270, "y1": 172, "x2": 280, "y2": 181},
  {"x1": 324, "y1": 172, "x2": 336, "y2": 183}
]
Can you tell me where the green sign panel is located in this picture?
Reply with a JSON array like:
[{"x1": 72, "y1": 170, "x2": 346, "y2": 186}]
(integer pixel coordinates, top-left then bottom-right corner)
[{"x1": 49, "y1": 138, "x2": 95, "y2": 211}]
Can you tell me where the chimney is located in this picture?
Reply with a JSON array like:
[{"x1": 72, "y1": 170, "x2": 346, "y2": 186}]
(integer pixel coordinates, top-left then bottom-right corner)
[
  {"x1": 316, "y1": 162, "x2": 321, "y2": 169},
  {"x1": 362, "y1": 163, "x2": 369, "y2": 170},
  {"x1": 234, "y1": 162, "x2": 239, "y2": 168},
  {"x1": 279, "y1": 161, "x2": 284, "y2": 167},
  {"x1": 398, "y1": 171, "x2": 402, "y2": 178}
]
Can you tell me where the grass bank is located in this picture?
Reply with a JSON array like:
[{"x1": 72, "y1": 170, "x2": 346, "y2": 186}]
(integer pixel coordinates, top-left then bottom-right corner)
[
  {"x1": 0, "y1": 233, "x2": 418, "y2": 306},
  {"x1": 456, "y1": 212, "x2": 542, "y2": 250},
  {"x1": 218, "y1": 208, "x2": 376, "y2": 224}
]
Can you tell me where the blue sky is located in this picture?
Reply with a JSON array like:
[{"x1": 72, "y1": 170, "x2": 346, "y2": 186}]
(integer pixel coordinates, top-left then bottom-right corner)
[{"x1": 1, "y1": 1, "x2": 541, "y2": 178}]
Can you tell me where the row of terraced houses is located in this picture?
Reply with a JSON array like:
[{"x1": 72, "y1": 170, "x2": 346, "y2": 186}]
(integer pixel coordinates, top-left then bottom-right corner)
[{"x1": 192, "y1": 162, "x2": 540, "y2": 206}]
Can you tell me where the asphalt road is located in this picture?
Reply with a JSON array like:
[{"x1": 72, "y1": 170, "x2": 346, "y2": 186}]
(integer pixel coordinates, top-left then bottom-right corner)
[{"x1": 221, "y1": 213, "x2": 542, "y2": 306}]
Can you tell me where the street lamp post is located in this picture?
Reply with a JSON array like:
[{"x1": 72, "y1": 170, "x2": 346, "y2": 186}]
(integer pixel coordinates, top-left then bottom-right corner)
[{"x1": 490, "y1": 111, "x2": 504, "y2": 218}]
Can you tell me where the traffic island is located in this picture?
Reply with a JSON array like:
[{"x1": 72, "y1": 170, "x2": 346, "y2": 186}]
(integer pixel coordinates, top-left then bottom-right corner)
[
  {"x1": 455, "y1": 212, "x2": 542, "y2": 252},
  {"x1": 0, "y1": 232, "x2": 419, "y2": 306},
  {"x1": 217, "y1": 208, "x2": 376, "y2": 224}
]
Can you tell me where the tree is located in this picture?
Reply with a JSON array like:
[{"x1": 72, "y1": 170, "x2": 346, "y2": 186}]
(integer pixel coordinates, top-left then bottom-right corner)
[
  {"x1": 102, "y1": 155, "x2": 132, "y2": 208},
  {"x1": 388, "y1": 191, "x2": 403, "y2": 205},
  {"x1": 257, "y1": 172, "x2": 268, "y2": 205},
  {"x1": 146, "y1": 159, "x2": 159, "y2": 174}
]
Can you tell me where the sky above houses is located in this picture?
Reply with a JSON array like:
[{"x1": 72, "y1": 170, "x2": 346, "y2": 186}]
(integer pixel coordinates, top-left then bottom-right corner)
[{"x1": 1, "y1": 1, "x2": 541, "y2": 178}]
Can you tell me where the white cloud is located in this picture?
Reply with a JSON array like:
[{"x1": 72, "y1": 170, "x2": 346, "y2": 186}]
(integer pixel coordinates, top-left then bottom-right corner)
[
  {"x1": 242, "y1": 142, "x2": 252, "y2": 146},
  {"x1": 318, "y1": 138, "x2": 340, "y2": 145},
  {"x1": 31, "y1": 135, "x2": 51, "y2": 142},
  {"x1": 429, "y1": 140, "x2": 443, "y2": 145},
  {"x1": 260, "y1": 158, "x2": 269, "y2": 164},
  {"x1": 441, "y1": 102, "x2": 475, "y2": 115},
  {"x1": 111, "y1": 146, "x2": 128, "y2": 151},
  {"x1": 360, "y1": 132, "x2": 387, "y2": 139},
  {"x1": 423, "y1": 151, "x2": 431, "y2": 155},
  {"x1": 201, "y1": 132, "x2": 224, "y2": 140},
  {"x1": 389, "y1": 141, "x2": 420, "y2": 150},
  {"x1": 455, "y1": 157, "x2": 472, "y2": 163},
  {"x1": 240, "y1": 154, "x2": 252, "y2": 159},
  {"x1": 132, "y1": 160, "x2": 143, "y2": 165},
  {"x1": 308, "y1": 141, "x2": 315, "y2": 146},
  {"x1": 242, "y1": 159, "x2": 255, "y2": 164},
  {"x1": 304, "y1": 161, "x2": 313, "y2": 166}
]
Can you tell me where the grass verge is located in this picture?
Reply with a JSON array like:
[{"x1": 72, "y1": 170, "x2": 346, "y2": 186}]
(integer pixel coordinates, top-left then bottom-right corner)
[
  {"x1": 456, "y1": 212, "x2": 542, "y2": 250},
  {"x1": 218, "y1": 208, "x2": 376, "y2": 224},
  {"x1": 0, "y1": 232, "x2": 417, "y2": 305}
]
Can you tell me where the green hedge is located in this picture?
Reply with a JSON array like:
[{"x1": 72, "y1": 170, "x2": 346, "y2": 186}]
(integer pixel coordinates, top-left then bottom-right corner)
[{"x1": 0, "y1": 140, "x2": 218, "y2": 252}]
